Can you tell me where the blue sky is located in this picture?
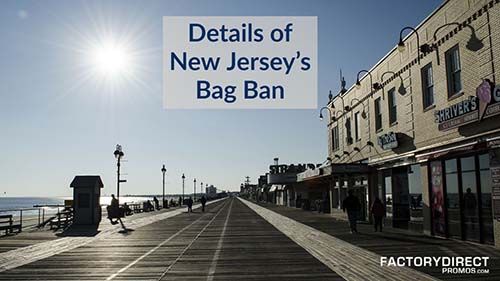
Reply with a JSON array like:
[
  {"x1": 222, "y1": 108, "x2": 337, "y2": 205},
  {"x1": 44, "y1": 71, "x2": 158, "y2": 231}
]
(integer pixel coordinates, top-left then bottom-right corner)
[{"x1": 0, "y1": 0, "x2": 439, "y2": 197}]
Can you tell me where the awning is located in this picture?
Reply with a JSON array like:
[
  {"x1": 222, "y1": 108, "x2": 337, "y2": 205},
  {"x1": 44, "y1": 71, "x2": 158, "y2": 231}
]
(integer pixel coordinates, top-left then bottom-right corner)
[{"x1": 416, "y1": 141, "x2": 478, "y2": 161}]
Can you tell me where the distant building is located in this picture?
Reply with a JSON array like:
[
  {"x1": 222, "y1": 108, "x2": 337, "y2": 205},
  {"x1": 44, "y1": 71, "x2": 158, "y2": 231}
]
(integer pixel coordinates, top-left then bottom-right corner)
[{"x1": 206, "y1": 185, "x2": 217, "y2": 198}]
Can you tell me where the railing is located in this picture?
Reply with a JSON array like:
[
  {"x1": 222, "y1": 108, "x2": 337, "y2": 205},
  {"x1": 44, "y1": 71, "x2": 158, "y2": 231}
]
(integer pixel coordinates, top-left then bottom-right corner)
[
  {"x1": 0, "y1": 200, "x2": 181, "y2": 234},
  {"x1": 0, "y1": 206, "x2": 62, "y2": 232}
]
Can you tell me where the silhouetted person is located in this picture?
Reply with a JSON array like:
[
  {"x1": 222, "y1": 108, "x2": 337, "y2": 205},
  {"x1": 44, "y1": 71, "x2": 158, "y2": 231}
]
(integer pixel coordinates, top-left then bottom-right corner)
[
  {"x1": 153, "y1": 196, "x2": 160, "y2": 210},
  {"x1": 179, "y1": 196, "x2": 183, "y2": 206},
  {"x1": 342, "y1": 190, "x2": 361, "y2": 233},
  {"x1": 463, "y1": 188, "x2": 477, "y2": 230},
  {"x1": 186, "y1": 197, "x2": 193, "y2": 213},
  {"x1": 370, "y1": 197, "x2": 385, "y2": 232},
  {"x1": 170, "y1": 198, "x2": 175, "y2": 207},
  {"x1": 123, "y1": 202, "x2": 132, "y2": 216},
  {"x1": 107, "y1": 194, "x2": 121, "y2": 225},
  {"x1": 200, "y1": 196, "x2": 207, "y2": 212}
]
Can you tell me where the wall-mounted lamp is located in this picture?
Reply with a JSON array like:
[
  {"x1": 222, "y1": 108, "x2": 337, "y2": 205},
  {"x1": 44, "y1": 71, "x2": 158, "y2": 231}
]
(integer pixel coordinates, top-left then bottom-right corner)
[
  {"x1": 343, "y1": 151, "x2": 350, "y2": 156},
  {"x1": 334, "y1": 154, "x2": 341, "y2": 159},
  {"x1": 431, "y1": 22, "x2": 483, "y2": 65},
  {"x1": 345, "y1": 98, "x2": 367, "y2": 119},
  {"x1": 380, "y1": 71, "x2": 406, "y2": 96},
  {"x1": 398, "y1": 26, "x2": 433, "y2": 65},
  {"x1": 353, "y1": 147, "x2": 361, "y2": 152},
  {"x1": 319, "y1": 106, "x2": 334, "y2": 122},
  {"x1": 355, "y1": 70, "x2": 374, "y2": 95},
  {"x1": 366, "y1": 141, "x2": 374, "y2": 147}
]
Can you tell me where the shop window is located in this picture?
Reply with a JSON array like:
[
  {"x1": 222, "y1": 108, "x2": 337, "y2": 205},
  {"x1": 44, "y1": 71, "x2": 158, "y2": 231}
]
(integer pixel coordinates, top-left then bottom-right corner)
[
  {"x1": 354, "y1": 112, "x2": 360, "y2": 141},
  {"x1": 388, "y1": 88, "x2": 397, "y2": 124},
  {"x1": 479, "y1": 153, "x2": 494, "y2": 244},
  {"x1": 445, "y1": 159, "x2": 461, "y2": 239},
  {"x1": 345, "y1": 117, "x2": 353, "y2": 144},
  {"x1": 384, "y1": 174, "x2": 392, "y2": 219},
  {"x1": 374, "y1": 97, "x2": 382, "y2": 131},
  {"x1": 408, "y1": 164, "x2": 423, "y2": 229},
  {"x1": 460, "y1": 156, "x2": 480, "y2": 242},
  {"x1": 331, "y1": 125, "x2": 339, "y2": 151},
  {"x1": 445, "y1": 45, "x2": 462, "y2": 97},
  {"x1": 421, "y1": 63, "x2": 434, "y2": 109}
]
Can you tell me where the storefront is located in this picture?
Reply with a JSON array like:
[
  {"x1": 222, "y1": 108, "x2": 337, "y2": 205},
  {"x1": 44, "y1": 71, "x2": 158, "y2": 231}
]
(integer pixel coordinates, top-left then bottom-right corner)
[{"x1": 421, "y1": 143, "x2": 495, "y2": 244}]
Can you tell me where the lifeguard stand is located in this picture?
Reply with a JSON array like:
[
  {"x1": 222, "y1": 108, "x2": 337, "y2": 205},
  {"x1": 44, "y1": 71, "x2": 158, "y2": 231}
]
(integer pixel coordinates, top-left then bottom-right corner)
[{"x1": 70, "y1": 176, "x2": 103, "y2": 225}]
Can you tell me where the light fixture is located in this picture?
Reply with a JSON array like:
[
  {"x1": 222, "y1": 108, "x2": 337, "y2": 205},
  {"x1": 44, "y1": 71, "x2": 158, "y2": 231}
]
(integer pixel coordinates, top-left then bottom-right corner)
[
  {"x1": 398, "y1": 26, "x2": 428, "y2": 64},
  {"x1": 366, "y1": 141, "x2": 374, "y2": 147},
  {"x1": 356, "y1": 70, "x2": 374, "y2": 94},
  {"x1": 319, "y1": 106, "x2": 334, "y2": 122}
]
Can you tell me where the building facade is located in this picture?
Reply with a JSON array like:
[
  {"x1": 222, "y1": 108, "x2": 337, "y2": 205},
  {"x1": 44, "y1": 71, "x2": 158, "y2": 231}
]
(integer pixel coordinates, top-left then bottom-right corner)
[{"x1": 324, "y1": 0, "x2": 500, "y2": 247}]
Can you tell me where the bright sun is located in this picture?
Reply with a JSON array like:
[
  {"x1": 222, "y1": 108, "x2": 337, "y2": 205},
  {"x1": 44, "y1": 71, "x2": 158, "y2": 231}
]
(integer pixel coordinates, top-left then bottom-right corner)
[{"x1": 89, "y1": 40, "x2": 132, "y2": 78}]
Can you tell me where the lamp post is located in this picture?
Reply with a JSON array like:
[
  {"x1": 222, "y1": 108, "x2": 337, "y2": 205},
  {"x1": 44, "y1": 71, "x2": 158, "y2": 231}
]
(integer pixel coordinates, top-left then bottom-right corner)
[
  {"x1": 113, "y1": 144, "x2": 124, "y2": 204},
  {"x1": 199, "y1": 181, "x2": 203, "y2": 201},
  {"x1": 161, "y1": 164, "x2": 166, "y2": 208},
  {"x1": 182, "y1": 173, "x2": 185, "y2": 205},
  {"x1": 193, "y1": 178, "x2": 197, "y2": 201}
]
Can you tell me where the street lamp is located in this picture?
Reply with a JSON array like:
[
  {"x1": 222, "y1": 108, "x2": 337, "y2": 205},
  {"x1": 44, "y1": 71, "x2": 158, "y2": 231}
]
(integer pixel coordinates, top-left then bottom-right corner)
[
  {"x1": 193, "y1": 178, "x2": 197, "y2": 201},
  {"x1": 161, "y1": 164, "x2": 166, "y2": 208},
  {"x1": 200, "y1": 181, "x2": 203, "y2": 201},
  {"x1": 113, "y1": 144, "x2": 125, "y2": 204},
  {"x1": 182, "y1": 173, "x2": 185, "y2": 204}
]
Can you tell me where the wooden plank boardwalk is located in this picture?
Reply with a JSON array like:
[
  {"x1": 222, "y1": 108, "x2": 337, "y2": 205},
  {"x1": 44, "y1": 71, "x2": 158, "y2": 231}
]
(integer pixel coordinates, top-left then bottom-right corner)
[
  {"x1": 257, "y1": 201, "x2": 500, "y2": 281},
  {"x1": 0, "y1": 198, "x2": 342, "y2": 281}
]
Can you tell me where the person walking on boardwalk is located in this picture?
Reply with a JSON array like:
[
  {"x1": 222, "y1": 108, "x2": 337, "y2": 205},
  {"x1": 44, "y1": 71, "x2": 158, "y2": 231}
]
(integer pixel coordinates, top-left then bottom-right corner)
[
  {"x1": 370, "y1": 197, "x2": 385, "y2": 232},
  {"x1": 153, "y1": 196, "x2": 159, "y2": 210},
  {"x1": 200, "y1": 196, "x2": 207, "y2": 212},
  {"x1": 342, "y1": 190, "x2": 361, "y2": 233},
  {"x1": 186, "y1": 197, "x2": 193, "y2": 213}
]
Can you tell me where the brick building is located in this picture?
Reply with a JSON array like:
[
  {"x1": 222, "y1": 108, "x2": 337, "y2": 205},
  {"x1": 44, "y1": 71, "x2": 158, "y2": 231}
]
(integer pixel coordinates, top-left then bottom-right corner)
[{"x1": 320, "y1": 0, "x2": 500, "y2": 247}]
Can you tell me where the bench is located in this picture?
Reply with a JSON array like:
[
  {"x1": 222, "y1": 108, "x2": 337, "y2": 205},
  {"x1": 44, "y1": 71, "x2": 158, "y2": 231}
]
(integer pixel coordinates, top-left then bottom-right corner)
[
  {"x1": 0, "y1": 214, "x2": 22, "y2": 235},
  {"x1": 49, "y1": 209, "x2": 73, "y2": 230}
]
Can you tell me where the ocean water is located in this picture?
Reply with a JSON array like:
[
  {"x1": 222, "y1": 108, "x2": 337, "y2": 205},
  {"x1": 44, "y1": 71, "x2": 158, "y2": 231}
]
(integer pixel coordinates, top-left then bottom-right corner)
[{"x1": 0, "y1": 196, "x2": 180, "y2": 216}]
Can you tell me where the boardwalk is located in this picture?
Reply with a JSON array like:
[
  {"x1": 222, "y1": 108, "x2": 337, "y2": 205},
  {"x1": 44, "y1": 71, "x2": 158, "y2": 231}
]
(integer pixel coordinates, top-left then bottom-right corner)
[
  {"x1": 0, "y1": 197, "x2": 498, "y2": 280},
  {"x1": 0, "y1": 198, "x2": 340, "y2": 280}
]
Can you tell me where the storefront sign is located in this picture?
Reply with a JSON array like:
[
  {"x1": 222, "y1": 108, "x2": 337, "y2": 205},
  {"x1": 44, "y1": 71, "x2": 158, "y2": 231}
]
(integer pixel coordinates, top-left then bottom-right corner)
[
  {"x1": 267, "y1": 173, "x2": 297, "y2": 184},
  {"x1": 435, "y1": 96, "x2": 478, "y2": 131},
  {"x1": 377, "y1": 132, "x2": 398, "y2": 150},
  {"x1": 330, "y1": 164, "x2": 371, "y2": 174},
  {"x1": 435, "y1": 81, "x2": 500, "y2": 131},
  {"x1": 269, "y1": 163, "x2": 316, "y2": 174}
]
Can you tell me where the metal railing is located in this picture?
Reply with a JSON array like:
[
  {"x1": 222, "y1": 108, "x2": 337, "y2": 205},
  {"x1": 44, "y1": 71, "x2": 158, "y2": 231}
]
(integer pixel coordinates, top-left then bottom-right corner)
[{"x1": 0, "y1": 206, "x2": 63, "y2": 232}]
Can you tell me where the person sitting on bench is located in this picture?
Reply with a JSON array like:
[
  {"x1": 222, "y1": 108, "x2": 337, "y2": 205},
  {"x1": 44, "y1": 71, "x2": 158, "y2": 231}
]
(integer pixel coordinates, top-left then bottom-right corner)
[{"x1": 107, "y1": 194, "x2": 122, "y2": 225}]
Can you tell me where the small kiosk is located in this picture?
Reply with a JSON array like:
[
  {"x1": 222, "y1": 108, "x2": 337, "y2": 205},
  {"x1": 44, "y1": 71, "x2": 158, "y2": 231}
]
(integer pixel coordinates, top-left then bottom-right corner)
[{"x1": 70, "y1": 175, "x2": 103, "y2": 225}]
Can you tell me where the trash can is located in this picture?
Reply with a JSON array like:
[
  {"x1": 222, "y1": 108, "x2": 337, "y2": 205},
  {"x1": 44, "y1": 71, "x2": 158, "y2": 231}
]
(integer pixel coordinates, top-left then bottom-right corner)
[{"x1": 70, "y1": 175, "x2": 103, "y2": 225}]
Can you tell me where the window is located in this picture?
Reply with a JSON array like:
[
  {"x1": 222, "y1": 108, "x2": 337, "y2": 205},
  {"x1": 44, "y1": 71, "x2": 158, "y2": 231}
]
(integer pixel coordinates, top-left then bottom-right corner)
[
  {"x1": 331, "y1": 125, "x2": 339, "y2": 151},
  {"x1": 374, "y1": 97, "x2": 382, "y2": 131},
  {"x1": 445, "y1": 45, "x2": 462, "y2": 97},
  {"x1": 345, "y1": 117, "x2": 352, "y2": 144},
  {"x1": 421, "y1": 63, "x2": 434, "y2": 109},
  {"x1": 388, "y1": 88, "x2": 397, "y2": 124},
  {"x1": 354, "y1": 112, "x2": 360, "y2": 141}
]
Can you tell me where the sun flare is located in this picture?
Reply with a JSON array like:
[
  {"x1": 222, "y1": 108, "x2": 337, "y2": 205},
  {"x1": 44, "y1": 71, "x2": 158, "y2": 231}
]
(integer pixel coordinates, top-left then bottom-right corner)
[{"x1": 89, "y1": 40, "x2": 132, "y2": 78}]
